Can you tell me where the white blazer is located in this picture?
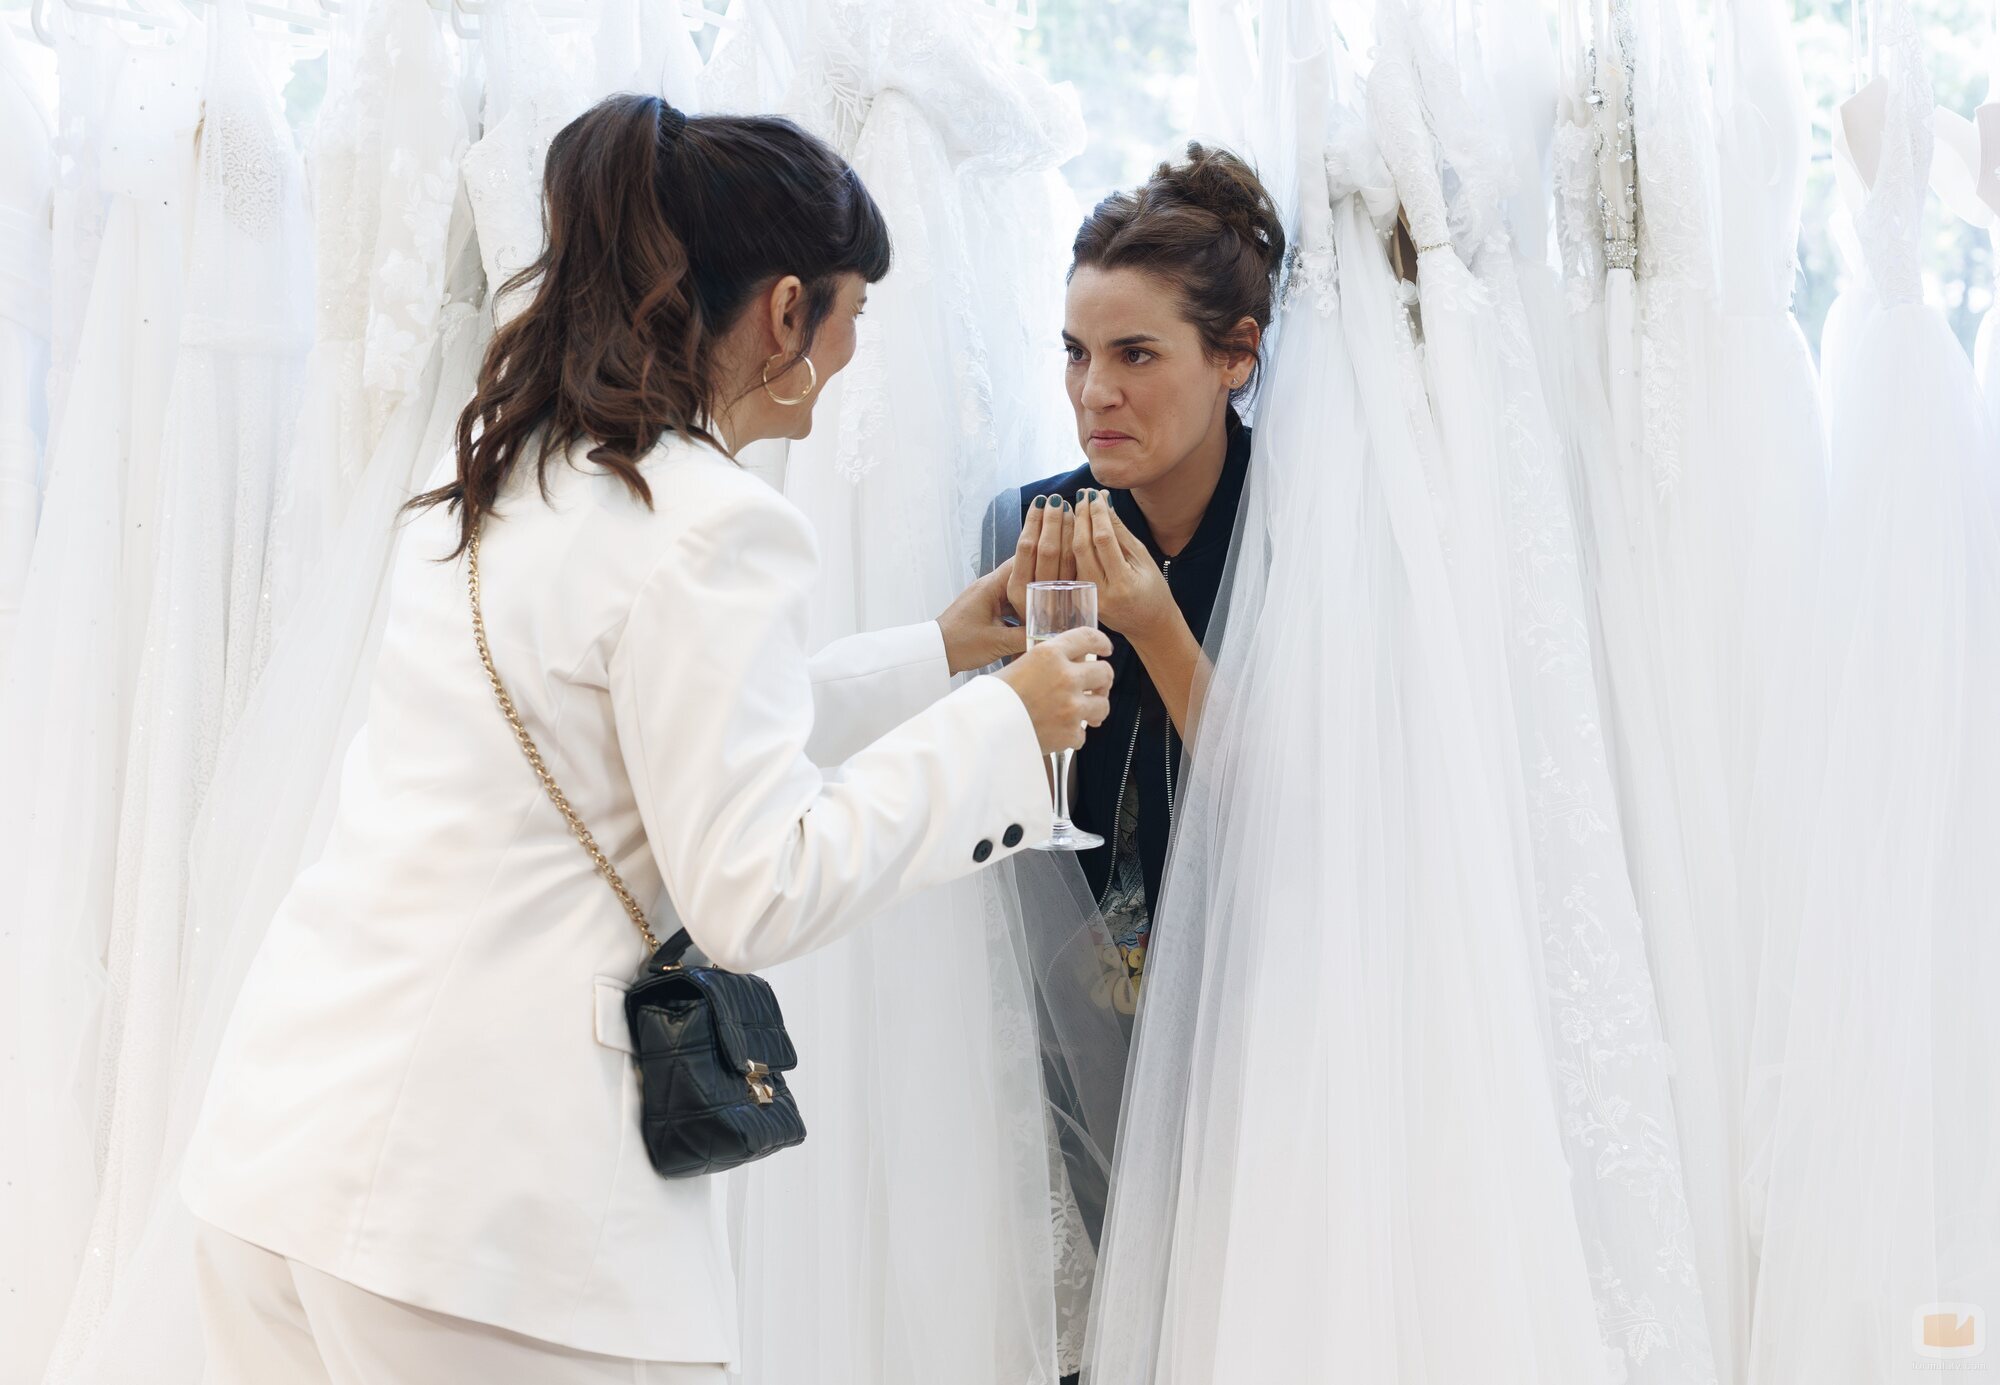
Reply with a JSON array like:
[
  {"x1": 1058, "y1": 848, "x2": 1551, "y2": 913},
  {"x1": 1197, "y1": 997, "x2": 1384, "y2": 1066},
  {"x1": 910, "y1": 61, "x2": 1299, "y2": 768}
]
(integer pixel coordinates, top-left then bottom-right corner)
[{"x1": 181, "y1": 435, "x2": 1052, "y2": 1365}]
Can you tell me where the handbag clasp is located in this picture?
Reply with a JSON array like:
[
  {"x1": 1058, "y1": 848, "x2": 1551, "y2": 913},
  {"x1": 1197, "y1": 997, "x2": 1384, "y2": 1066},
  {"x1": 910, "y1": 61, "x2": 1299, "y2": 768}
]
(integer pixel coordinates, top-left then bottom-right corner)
[{"x1": 744, "y1": 1060, "x2": 775, "y2": 1105}]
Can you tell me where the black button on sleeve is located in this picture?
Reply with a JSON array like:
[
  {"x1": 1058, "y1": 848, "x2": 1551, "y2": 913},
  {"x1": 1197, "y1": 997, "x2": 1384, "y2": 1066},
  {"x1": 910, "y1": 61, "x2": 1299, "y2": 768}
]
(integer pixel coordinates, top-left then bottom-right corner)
[
  {"x1": 972, "y1": 839, "x2": 995, "y2": 863},
  {"x1": 1001, "y1": 824, "x2": 1024, "y2": 849}
]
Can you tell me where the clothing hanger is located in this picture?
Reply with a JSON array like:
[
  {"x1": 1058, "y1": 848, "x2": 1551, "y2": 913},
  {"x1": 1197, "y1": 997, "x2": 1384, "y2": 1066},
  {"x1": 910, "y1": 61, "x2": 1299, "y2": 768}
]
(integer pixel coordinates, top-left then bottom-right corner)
[
  {"x1": 426, "y1": 0, "x2": 463, "y2": 43},
  {"x1": 186, "y1": 0, "x2": 330, "y2": 36},
  {"x1": 1836, "y1": 0, "x2": 1888, "y2": 197},
  {"x1": 1932, "y1": 107, "x2": 1997, "y2": 225},
  {"x1": 60, "y1": 0, "x2": 191, "y2": 40},
  {"x1": 1931, "y1": 0, "x2": 2000, "y2": 224},
  {"x1": 452, "y1": 0, "x2": 593, "y2": 46},
  {"x1": 679, "y1": 0, "x2": 735, "y2": 35},
  {"x1": 534, "y1": 0, "x2": 592, "y2": 30},
  {"x1": 1979, "y1": 0, "x2": 2000, "y2": 212},
  {"x1": 973, "y1": 0, "x2": 1038, "y2": 30}
]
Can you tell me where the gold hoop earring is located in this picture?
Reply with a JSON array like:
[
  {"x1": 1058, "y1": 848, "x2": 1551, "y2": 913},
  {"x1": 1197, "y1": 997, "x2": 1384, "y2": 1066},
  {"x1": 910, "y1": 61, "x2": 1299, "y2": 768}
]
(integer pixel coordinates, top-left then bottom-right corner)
[{"x1": 762, "y1": 353, "x2": 818, "y2": 407}]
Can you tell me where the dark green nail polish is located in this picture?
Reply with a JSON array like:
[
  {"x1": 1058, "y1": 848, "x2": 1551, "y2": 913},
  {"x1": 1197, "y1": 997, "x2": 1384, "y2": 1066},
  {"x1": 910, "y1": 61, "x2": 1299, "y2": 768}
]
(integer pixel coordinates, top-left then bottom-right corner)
[{"x1": 1032, "y1": 495, "x2": 1047, "y2": 510}]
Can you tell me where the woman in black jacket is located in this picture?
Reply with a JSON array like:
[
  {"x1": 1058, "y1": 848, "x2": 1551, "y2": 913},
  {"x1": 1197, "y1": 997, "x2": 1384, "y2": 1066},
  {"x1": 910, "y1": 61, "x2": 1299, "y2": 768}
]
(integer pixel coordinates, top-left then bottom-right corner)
[{"x1": 1000, "y1": 143, "x2": 1283, "y2": 1015}]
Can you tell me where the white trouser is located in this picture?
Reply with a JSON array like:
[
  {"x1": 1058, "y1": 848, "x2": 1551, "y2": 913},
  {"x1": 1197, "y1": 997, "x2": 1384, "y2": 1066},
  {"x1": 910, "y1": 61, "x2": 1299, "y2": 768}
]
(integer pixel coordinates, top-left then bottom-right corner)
[{"x1": 194, "y1": 1223, "x2": 729, "y2": 1385}]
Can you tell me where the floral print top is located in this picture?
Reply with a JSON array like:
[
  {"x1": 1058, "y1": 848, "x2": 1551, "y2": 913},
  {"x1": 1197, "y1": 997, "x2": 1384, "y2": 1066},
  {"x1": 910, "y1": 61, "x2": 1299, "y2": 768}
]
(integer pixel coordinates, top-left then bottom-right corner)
[{"x1": 1094, "y1": 776, "x2": 1149, "y2": 1016}]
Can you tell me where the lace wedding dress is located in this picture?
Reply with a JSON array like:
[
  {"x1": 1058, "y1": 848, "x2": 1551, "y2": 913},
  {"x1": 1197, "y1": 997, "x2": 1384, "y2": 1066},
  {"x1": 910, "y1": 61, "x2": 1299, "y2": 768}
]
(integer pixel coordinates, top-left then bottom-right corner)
[
  {"x1": 40, "y1": 7, "x2": 313, "y2": 1374},
  {"x1": 0, "y1": 19, "x2": 204, "y2": 1379},
  {"x1": 1629, "y1": 14, "x2": 1766, "y2": 1371},
  {"x1": 263, "y1": 0, "x2": 465, "y2": 625},
  {"x1": 1746, "y1": 7, "x2": 2000, "y2": 1377},
  {"x1": 1547, "y1": 40, "x2": 1742, "y2": 1379},
  {"x1": 19, "y1": 7, "x2": 485, "y2": 1380},
  {"x1": 1545, "y1": 2, "x2": 1758, "y2": 1370},
  {"x1": 0, "y1": 20, "x2": 52, "y2": 685},
  {"x1": 1373, "y1": 8, "x2": 1714, "y2": 1378}
]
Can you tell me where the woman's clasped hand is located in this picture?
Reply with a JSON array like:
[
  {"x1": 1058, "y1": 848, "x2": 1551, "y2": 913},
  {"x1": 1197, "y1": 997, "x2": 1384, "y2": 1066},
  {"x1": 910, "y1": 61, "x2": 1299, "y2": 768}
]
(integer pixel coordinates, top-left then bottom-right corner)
[{"x1": 1005, "y1": 491, "x2": 1178, "y2": 644}]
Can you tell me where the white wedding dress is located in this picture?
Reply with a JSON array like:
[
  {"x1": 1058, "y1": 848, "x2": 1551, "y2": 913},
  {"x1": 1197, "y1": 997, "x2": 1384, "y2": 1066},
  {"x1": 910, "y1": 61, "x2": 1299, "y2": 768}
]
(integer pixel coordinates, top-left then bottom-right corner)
[
  {"x1": 1374, "y1": 9, "x2": 1714, "y2": 1377},
  {"x1": 1714, "y1": 0, "x2": 1832, "y2": 1286},
  {"x1": 0, "y1": 18, "x2": 203, "y2": 1380},
  {"x1": 19, "y1": 7, "x2": 484, "y2": 1380},
  {"x1": 40, "y1": 7, "x2": 313, "y2": 1375},
  {"x1": 1710, "y1": 0, "x2": 1828, "y2": 818},
  {"x1": 0, "y1": 20, "x2": 53, "y2": 686},
  {"x1": 1700, "y1": 33, "x2": 1833, "y2": 1319},
  {"x1": 1548, "y1": 0, "x2": 1681, "y2": 893},
  {"x1": 1546, "y1": 0, "x2": 1702, "y2": 1004},
  {"x1": 1550, "y1": 2, "x2": 1756, "y2": 1370},
  {"x1": 1546, "y1": 40, "x2": 1745, "y2": 1381},
  {"x1": 1081, "y1": 5, "x2": 1643, "y2": 1378},
  {"x1": 1747, "y1": 6, "x2": 2000, "y2": 1377},
  {"x1": 42, "y1": 2, "x2": 756, "y2": 1374}
]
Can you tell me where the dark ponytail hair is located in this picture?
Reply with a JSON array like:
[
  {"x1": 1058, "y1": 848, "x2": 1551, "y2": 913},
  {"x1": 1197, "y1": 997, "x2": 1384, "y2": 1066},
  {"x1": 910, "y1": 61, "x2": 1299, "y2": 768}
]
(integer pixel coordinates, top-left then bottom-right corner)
[
  {"x1": 1071, "y1": 142, "x2": 1285, "y2": 404},
  {"x1": 413, "y1": 94, "x2": 893, "y2": 557}
]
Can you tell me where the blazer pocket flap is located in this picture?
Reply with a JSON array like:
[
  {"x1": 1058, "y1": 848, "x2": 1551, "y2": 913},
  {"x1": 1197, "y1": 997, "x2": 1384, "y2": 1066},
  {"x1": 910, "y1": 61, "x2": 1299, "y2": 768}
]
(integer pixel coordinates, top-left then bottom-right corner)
[{"x1": 593, "y1": 976, "x2": 636, "y2": 1055}]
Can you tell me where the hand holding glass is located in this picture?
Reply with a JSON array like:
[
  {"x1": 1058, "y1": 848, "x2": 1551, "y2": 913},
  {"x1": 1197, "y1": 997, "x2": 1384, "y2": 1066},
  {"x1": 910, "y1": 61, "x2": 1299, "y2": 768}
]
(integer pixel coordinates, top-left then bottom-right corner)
[{"x1": 1026, "y1": 580, "x2": 1104, "y2": 851}]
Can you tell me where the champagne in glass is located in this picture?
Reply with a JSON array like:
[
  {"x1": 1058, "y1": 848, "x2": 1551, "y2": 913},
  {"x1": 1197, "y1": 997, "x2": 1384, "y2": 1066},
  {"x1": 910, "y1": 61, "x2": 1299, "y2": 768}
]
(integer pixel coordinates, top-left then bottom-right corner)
[{"x1": 1026, "y1": 580, "x2": 1104, "y2": 851}]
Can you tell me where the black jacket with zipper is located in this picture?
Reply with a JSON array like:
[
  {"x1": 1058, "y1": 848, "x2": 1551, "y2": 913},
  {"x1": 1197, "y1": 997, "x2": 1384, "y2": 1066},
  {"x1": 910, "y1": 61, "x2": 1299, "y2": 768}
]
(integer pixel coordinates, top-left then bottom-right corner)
[{"x1": 1003, "y1": 413, "x2": 1251, "y2": 915}]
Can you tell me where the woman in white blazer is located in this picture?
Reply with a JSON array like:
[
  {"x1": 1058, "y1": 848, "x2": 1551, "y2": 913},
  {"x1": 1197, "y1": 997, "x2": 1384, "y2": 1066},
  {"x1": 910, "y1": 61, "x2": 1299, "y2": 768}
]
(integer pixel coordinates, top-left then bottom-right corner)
[{"x1": 179, "y1": 96, "x2": 1112, "y2": 1384}]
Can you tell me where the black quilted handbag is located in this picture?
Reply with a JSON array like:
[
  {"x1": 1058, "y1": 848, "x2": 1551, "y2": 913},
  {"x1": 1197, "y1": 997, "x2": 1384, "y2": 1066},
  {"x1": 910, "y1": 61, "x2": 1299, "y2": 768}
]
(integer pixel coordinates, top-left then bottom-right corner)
[
  {"x1": 624, "y1": 929, "x2": 806, "y2": 1178},
  {"x1": 467, "y1": 522, "x2": 806, "y2": 1181}
]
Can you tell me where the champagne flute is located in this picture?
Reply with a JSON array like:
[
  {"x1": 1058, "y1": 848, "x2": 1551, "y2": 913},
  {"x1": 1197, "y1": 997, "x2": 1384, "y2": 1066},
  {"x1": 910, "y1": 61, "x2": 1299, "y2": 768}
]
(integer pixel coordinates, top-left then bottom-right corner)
[{"x1": 1026, "y1": 580, "x2": 1105, "y2": 851}]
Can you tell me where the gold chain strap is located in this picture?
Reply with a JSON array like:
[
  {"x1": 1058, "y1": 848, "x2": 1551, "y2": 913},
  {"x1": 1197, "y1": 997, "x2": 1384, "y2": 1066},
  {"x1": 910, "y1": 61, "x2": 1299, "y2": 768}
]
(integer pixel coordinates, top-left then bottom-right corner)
[{"x1": 467, "y1": 522, "x2": 662, "y2": 956}]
